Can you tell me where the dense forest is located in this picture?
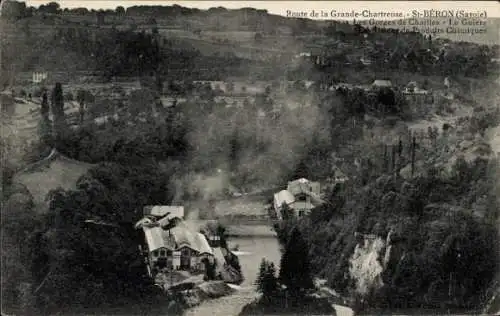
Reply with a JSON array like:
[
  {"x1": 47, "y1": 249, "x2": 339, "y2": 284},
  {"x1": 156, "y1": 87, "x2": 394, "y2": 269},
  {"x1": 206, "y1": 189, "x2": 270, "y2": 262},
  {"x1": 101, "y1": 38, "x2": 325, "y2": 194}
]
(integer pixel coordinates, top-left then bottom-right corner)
[{"x1": 274, "y1": 128, "x2": 500, "y2": 312}]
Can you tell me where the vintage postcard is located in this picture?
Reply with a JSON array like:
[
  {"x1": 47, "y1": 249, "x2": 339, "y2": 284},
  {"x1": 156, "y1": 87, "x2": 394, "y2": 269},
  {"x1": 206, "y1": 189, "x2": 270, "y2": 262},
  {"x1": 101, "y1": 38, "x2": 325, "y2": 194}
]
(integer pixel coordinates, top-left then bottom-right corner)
[{"x1": 1, "y1": 1, "x2": 499, "y2": 315}]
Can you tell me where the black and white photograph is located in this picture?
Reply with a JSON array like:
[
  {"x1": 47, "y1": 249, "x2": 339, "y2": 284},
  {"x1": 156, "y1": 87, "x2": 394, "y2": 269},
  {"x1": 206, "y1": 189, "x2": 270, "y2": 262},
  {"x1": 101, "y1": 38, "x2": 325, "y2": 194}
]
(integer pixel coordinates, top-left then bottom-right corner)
[{"x1": 1, "y1": 1, "x2": 500, "y2": 315}]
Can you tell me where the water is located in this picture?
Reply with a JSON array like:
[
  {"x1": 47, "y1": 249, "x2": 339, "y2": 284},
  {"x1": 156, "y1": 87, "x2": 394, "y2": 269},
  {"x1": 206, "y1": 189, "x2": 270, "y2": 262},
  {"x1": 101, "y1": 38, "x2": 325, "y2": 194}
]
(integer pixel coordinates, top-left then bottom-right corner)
[{"x1": 184, "y1": 236, "x2": 282, "y2": 316}]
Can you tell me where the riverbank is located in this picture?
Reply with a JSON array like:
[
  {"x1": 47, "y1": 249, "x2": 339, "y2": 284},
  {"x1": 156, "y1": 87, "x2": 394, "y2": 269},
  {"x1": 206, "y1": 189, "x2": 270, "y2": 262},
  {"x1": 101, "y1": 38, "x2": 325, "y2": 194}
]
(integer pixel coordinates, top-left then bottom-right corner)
[{"x1": 183, "y1": 236, "x2": 282, "y2": 316}]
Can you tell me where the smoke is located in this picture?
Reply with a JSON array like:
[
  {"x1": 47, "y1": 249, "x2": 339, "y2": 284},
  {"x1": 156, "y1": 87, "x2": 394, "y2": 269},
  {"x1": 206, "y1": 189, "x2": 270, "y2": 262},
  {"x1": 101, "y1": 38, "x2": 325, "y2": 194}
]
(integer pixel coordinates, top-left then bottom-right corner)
[{"x1": 182, "y1": 93, "x2": 332, "y2": 199}]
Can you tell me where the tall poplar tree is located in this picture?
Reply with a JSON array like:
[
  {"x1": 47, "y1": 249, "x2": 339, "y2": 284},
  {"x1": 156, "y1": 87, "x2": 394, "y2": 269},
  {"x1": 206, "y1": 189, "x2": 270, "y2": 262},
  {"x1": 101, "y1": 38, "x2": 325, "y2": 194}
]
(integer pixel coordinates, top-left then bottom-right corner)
[
  {"x1": 51, "y1": 83, "x2": 66, "y2": 149},
  {"x1": 279, "y1": 227, "x2": 313, "y2": 300}
]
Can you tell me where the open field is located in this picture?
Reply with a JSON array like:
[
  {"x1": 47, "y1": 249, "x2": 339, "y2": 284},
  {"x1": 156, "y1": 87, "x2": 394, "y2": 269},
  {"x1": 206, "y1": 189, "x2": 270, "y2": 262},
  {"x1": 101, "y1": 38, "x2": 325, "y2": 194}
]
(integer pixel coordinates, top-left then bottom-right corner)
[{"x1": 13, "y1": 150, "x2": 95, "y2": 208}]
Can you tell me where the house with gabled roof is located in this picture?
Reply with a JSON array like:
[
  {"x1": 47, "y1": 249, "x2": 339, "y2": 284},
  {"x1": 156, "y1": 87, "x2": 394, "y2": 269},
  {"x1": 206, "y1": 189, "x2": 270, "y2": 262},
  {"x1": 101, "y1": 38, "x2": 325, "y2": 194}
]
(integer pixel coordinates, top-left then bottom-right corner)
[
  {"x1": 139, "y1": 212, "x2": 215, "y2": 276},
  {"x1": 273, "y1": 178, "x2": 325, "y2": 220},
  {"x1": 142, "y1": 226, "x2": 176, "y2": 274},
  {"x1": 372, "y1": 79, "x2": 392, "y2": 89}
]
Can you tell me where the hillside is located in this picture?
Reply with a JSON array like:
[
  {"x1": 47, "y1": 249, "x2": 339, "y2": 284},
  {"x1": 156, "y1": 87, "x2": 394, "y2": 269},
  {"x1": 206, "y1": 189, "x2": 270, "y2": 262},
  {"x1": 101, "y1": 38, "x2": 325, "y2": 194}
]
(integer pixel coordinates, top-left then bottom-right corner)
[
  {"x1": 3, "y1": 4, "x2": 498, "y2": 87},
  {"x1": 12, "y1": 149, "x2": 95, "y2": 208}
]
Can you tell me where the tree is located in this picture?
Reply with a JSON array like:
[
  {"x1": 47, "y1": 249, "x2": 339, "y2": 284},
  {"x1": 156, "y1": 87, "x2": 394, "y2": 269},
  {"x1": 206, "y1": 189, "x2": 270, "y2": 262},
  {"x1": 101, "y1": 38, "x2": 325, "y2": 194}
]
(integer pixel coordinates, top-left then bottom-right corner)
[
  {"x1": 39, "y1": 2, "x2": 60, "y2": 14},
  {"x1": 115, "y1": 6, "x2": 125, "y2": 15},
  {"x1": 96, "y1": 10, "x2": 105, "y2": 25},
  {"x1": 256, "y1": 258, "x2": 279, "y2": 303},
  {"x1": 216, "y1": 223, "x2": 228, "y2": 248},
  {"x1": 41, "y1": 91, "x2": 49, "y2": 117},
  {"x1": 2, "y1": 0, "x2": 27, "y2": 19},
  {"x1": 76, "y1": 90, "x2": 86, "y2": 124},
  {"x1": 256, "y1": 258, "x2": 267, "y2": 289},
  {"x1": 279, "y1": 227, "x2": 313, "y2": 299},
  {"x1": 51, "y1": 83, "x2": 66, "y2": 148},
  {"x1": 202, "y1": 258, "x2": 217, "y2": 281}
]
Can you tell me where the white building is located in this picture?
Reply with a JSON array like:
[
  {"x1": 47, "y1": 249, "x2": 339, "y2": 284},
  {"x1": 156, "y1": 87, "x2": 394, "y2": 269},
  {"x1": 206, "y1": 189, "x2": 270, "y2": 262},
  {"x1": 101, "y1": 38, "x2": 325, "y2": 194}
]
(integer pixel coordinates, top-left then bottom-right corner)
[
  {"x1": 143, "y1": 226, "x2": 176, "y2": 273},
  {"x1": 32, "y1": 72, "x2": 48, "y2": 84},
  {"x1": 372, "y1": 79, "x2": 392, "y2": 89},
  {"x1": 273, "y1": 178, "x2": 325, "y2": 220},
  {"x1": 141, "y1": 218, "x2": 215, "y2": 276}
]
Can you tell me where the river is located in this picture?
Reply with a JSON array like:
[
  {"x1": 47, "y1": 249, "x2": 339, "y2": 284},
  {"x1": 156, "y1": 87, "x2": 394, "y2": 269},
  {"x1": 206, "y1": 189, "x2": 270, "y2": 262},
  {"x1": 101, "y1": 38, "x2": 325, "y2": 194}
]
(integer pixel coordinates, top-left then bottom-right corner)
[{"x1": 184, "y1": 236, "x2": 282, "y2": 316}]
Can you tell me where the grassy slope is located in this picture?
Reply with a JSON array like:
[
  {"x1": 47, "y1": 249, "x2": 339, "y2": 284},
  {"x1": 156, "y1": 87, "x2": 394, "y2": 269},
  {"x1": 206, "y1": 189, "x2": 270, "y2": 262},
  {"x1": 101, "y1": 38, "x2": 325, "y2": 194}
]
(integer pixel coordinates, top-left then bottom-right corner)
[{"x1": 13, "y1": 152, "x2": 95, "y2": 208}]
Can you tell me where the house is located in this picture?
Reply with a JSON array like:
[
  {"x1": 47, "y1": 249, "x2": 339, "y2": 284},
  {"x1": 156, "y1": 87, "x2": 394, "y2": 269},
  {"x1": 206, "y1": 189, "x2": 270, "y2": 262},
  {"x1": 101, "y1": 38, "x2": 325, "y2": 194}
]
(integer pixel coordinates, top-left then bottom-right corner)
[
  {"x1": 372, "y1": 80, "x2": 392, "y2": 89},
  {"x1": 295, "y1": 52, "x2": 311, "y2": 58},
  {"x1": 159, "y1": 97, "x2": 187, "y2": 108},
  {"x1": 273, "y1": 178, "x2": 325, "y2": 220},
  {"x1": 195, "y1": 232, "x2": 214, "y2": 264},
  {"x1": 143, "y1": 226, "x2": 176, "y2": 273},
  {"x1": 273, "y1": 190, "x2": 295, "y2": 219},
  {"x1": 403, "y1": 81, "x2": 429, "y2": 95},
  {"x1": 331, "y1": 83, "x2": 354, "y2": 91},
  {"x1": 287, "y1": 178, "x2": 321, "y2": 196},
  {"x1": 32, "y1": 72, "x2": 48, "y2": 84},
  {"x1": 169, "y1": 222, "x2": 200, "y2": 270},
  {"x1": 141, "y1": 220, "x2": 215, "y2": 275}
]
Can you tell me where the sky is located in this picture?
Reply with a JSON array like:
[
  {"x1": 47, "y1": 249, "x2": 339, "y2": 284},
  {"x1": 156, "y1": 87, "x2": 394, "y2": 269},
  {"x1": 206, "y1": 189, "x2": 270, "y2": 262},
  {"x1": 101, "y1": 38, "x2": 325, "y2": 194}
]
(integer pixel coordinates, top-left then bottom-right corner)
[{"x1": 24, "y1": 1, "x2": 500, "y2": 20}]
